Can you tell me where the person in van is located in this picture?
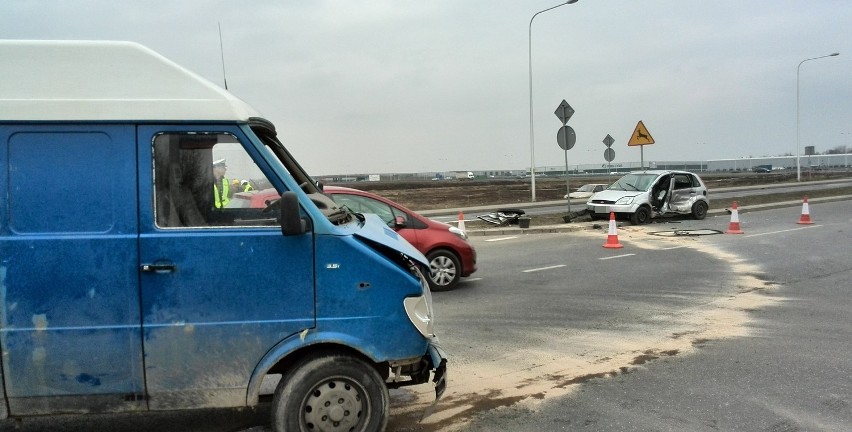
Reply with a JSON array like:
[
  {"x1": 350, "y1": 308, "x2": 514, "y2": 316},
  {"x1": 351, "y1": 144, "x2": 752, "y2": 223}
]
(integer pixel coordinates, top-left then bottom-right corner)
[{"x1": 212, "y1": 158, "x2": 231, "y2": 208}]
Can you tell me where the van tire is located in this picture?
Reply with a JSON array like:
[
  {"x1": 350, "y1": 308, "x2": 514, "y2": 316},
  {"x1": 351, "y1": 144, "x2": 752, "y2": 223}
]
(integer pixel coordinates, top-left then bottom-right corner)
[
  {"x1": 691, "y1": 201, "x2": 708, "y2": 220},
  {"x1": 272, "y1": 354, "x2": 389, "y2": 432},
  {"x1": 630, "y1": 206, "x2": 652, "y2": 225},
  {"x1": 426, "y1": 249, "x2": 461, "y2": 291}
]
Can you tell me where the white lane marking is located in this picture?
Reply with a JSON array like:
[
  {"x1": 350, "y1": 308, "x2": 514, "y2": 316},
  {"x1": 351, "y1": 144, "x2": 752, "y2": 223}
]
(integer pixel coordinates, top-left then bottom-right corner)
[
  {"x1": 523, "y1": 264, "x2": 566, "y2": 273},
  {"x1": 599, "y1": 253, "x2": 636, "y2": 260},
  {"x1": 660, "y1": 246, "x2": 688, "y2": 251},
  {"x1": 743, "y1": 225, "x2": 821, "y2": 238},
  {"x1": 464, "y1": 277, "x2": 483, "y2": 282},
  {"x1": 486, "y1": 236, "x2": 519, "y2": 242}
]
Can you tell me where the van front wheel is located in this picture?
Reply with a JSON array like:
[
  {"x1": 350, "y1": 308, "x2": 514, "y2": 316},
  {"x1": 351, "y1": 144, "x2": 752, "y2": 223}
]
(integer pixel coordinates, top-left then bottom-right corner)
[{"x1": 272, "y1": 354, "x2": 389, "y2": 432}]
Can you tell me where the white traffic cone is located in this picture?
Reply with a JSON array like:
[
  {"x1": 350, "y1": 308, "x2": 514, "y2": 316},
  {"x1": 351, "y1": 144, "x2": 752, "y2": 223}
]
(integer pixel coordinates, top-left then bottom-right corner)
[
  {"x1": 726, "y1": 201, "x2": 744, "y2": 234},
  {"x1": 797, "y1": 196, "x2": 813, "y2": 225}
]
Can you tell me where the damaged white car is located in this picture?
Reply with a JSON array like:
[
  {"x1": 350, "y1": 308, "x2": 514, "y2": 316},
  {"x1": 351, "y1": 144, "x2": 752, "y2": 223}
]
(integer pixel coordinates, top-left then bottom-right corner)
[{"x1": 586, "y1": 170, "x2": 709, "y2": 224}]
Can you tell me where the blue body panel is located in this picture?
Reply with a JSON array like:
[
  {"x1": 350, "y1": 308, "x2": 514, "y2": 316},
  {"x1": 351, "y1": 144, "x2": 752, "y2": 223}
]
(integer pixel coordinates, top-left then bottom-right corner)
[
  {"x1": 0, "y1": 125, "x2": 145, "y2": 414},
  {"x1": 246, "y1": 224, "x2": 430, "y2": 402},
  {"x1": 313, "y1": 231, "x2": 426, "y2": 357},
  {"x1": 134, "y1": 125, "x2": 316, "y2": 409}
]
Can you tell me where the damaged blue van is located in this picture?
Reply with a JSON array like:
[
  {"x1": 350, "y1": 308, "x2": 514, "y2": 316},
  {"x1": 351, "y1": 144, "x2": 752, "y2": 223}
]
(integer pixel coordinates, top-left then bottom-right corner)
[{"x1": 0, "y1": 40, "x2": 445, "y2": 431}]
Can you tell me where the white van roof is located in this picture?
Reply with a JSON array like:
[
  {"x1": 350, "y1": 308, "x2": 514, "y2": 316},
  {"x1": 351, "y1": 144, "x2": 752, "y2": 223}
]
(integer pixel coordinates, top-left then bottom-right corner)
[{"x1": 0, "y1": 40, "x2": 261, "y2": 121}]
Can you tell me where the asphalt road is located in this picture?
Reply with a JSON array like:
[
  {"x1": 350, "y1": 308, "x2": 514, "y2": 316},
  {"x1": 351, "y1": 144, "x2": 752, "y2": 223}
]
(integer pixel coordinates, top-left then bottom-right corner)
[
  {"x1": 3, "y1": 201, "x2": 849, "y2": 432},
  {"x1": 441, "y1": 200, "x2": 852, "y2": 431}
]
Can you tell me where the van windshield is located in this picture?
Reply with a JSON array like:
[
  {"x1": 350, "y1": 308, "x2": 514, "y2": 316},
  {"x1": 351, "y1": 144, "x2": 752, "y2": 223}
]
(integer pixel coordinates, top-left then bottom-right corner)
[
  {"x1": 249, "y1": 119, "x2": 353, "y2": 225},
  {"x1": 610, "y1": 174, "x2": 657, "y2": 192}
]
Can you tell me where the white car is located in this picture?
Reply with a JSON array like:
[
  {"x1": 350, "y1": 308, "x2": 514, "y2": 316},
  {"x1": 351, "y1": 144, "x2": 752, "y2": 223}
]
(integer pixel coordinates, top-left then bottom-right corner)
[
  {"x1": 586, "y1": 170, "x2": 709, "y2": 224},
  {"x1": 564, "y1": 183, "x2": 608, "y2": 199}
]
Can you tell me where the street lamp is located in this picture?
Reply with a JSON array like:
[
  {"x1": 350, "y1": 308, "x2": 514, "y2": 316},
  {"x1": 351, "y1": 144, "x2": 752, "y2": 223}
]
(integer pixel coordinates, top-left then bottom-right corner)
[
  {"x1": 529, "y1": 0, "x2": 578, "y2": 202},
  {"x1": 796, "y1": 52, "x2": 839, "y2": 182}
]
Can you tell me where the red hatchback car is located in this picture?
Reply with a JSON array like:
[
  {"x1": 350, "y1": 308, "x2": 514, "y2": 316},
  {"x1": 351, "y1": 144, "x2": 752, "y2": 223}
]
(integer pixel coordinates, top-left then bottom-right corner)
[
  {"x1": 230, "y1": 186, "x2": 477, "y2": 291},
  {"x1": 324, "y1": 186, "x2": 477, "y2": 291}
]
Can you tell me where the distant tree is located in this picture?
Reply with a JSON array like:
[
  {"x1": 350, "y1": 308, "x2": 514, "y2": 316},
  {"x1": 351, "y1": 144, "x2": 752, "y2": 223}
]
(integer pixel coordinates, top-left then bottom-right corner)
[{"x1": 825, "y1": 145, "x2": 849, "y2": 155}]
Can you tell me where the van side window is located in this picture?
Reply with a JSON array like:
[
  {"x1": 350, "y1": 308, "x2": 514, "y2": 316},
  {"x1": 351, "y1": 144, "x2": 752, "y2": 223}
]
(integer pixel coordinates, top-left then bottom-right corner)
[{"x1": 153, "y1": 133, "x2": 279, "y2": 228}]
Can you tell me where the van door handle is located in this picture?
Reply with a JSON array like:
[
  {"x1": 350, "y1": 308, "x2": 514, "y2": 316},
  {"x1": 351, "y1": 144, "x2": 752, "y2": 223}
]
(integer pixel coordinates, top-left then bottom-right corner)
[{"x1": 140, "y1": 263, "x2": 177, "y2": 273}]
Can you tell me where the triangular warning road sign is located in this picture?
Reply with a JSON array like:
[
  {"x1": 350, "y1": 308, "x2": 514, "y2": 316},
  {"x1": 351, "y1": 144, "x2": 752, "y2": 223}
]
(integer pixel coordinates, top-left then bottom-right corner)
[{"x1": 628, "y1": 121, "x2": 655, "y2": 146}]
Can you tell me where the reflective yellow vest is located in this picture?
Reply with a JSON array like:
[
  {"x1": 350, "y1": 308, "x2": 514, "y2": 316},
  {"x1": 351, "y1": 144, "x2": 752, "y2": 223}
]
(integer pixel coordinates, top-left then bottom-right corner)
[{"x1": 214, "y1": 178, "x2": 230, "y2": 208}]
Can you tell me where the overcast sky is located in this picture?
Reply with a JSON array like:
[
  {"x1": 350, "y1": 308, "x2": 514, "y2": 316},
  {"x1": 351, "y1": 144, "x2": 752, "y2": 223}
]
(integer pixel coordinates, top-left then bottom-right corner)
[{"x1": 3, "y1": 1, "x2": 850, "y2": 175}]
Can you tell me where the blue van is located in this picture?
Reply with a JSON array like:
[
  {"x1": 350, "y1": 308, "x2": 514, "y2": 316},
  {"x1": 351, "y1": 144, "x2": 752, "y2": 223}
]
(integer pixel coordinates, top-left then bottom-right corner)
[{"x1": 0, "y1": 40, "x2": 445, "y2": 431}]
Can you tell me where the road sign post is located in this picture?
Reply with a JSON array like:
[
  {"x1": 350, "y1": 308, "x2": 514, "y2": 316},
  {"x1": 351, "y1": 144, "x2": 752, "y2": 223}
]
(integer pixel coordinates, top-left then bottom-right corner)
[
  {"x1": 555, "y1": 100, "x2": 575, "y2": 213},
  {"x1": 603, "y1": 134, "x2": 615, "y2": 183}
]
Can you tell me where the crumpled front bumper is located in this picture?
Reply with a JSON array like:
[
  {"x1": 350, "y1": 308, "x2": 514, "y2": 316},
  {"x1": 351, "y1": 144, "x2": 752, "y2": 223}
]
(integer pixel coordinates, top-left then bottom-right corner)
[
  {"x1": 427, "y1": 341, "x2": 448, "y2": 401},
  {"x1": 386, "y1": 340, "x2": 447, "y2": 402},
  {"x1": 417, "y1": 341, "x2": 447, "y2": 421},
  {"x1": 385, "y1": 340, "x2": 447, "y2": 421}
]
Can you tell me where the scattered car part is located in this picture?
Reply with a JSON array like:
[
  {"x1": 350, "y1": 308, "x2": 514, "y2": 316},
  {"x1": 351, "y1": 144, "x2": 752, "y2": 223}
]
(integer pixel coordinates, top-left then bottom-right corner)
[{"x1": 476, "y1": 208, "x2": 526, "y2": 226}]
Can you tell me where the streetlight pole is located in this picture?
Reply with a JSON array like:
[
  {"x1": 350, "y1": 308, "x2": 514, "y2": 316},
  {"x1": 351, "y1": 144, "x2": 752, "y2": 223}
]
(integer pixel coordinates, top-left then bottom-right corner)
[
  {"x1": 796, "y1": 52, "x2": 839, "y2": 182},
  {"x1": 529, "y1": 0, "x2": 578, "y2": 202}
]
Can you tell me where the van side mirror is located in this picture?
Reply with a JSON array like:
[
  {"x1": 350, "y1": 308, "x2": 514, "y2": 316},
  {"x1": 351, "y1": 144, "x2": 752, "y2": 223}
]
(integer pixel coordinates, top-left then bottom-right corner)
[
  {"x1": 280, "y1": 191, "x2": 309, "y2": 236},
  {"x1": 315, "y1": 180, "x2": 324, "y2": 192}
]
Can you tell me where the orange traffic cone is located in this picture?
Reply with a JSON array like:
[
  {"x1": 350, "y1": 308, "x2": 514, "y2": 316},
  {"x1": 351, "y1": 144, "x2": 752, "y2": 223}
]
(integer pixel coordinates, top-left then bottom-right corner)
[
  {"x1": 726, "y1": 201, "x2": 744, "y2": 234},
  {"x1": 457, "y1": 211, "x2": 466, "y2": 232},
  {"x1": 602, "y1": 211, "x2": 624, "y2": 249},
  {"x1": 797, "y1": 196, "x2": 813, "y2": 225}
]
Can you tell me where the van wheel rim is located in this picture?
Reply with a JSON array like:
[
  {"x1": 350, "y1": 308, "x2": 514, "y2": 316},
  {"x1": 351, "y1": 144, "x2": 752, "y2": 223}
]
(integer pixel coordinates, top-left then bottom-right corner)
[
  {"x1": 302, "y1": 378, "x2": 368, "y2": 431},
  {"x1": 430, "y1": 256, "x2": 457, "y2": 287}
]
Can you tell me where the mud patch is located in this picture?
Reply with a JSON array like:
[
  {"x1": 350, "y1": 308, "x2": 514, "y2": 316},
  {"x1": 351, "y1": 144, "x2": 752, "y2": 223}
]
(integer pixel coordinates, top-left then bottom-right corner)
[
  {"x1": 630, "y1": 354, "x2": 658, "y2": 365},
  {"x1": 692, "y1": 338, "x2": 711, "y2": 347},
  {"x1": 630, "y1": 349, "x2": 679, "y2": 365}
]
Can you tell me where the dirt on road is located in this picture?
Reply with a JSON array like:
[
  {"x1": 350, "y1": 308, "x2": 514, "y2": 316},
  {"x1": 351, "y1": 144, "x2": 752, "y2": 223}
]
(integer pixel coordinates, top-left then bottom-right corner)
[{"x1": 385, "y1": 227, "x2": 783, "y2": 432}]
